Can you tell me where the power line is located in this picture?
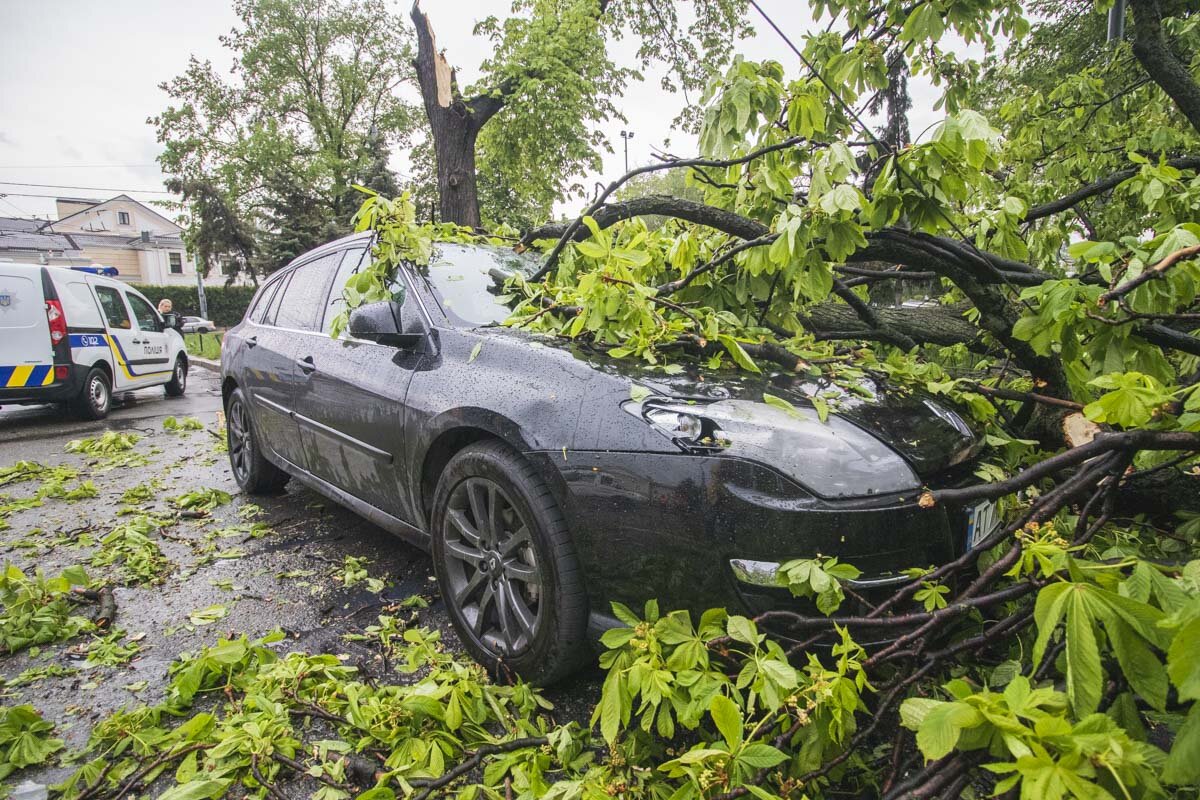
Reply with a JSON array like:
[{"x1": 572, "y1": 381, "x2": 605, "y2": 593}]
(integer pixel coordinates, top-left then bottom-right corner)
[
  {"x1": 0, "y1": 163, "x2": 161, "y2": 170},
  {"x1": 0, "y1": 180, "x2": 174, "y2": 195},
  {"x1": 0, "y1": 191, "x2": 176, "y2": 201}
]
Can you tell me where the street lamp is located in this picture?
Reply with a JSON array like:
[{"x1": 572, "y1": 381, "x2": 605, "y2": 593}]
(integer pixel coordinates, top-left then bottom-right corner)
[{"x1": 619, "y1": 130, "x2": 635, "y2": 173}]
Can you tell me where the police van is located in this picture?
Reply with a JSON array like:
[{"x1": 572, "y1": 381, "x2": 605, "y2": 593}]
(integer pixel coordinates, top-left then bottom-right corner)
[{"x1": 0, "y1": 264, "x2": 188, "y2": 420}]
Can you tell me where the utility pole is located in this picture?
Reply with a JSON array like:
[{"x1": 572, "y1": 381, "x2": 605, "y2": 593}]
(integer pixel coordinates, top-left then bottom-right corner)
[
  {"x1": 1107, "y1": 0, "x2": 1126, "y2": 42},
  {"x1": 195, "y1": 262, "x2": 208, "y2": 320},
  {"x1": 620, "y1": 130, "x2": 635, "y2": 173}
]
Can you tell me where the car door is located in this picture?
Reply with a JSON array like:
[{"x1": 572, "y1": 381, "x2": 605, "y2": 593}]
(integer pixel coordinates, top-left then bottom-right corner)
[
  {"x1": 91, "y1": 283, "x2": 143, "y2": 391},
  {"x1": 241, "y1": 255, "x2": 336, "y2": 468},
  {"x1": 290, "y1": 247, "x2": 423, "y2": 522},
  {"x1": 123, "y1": 290, "x2": 172, "y2": 383}
]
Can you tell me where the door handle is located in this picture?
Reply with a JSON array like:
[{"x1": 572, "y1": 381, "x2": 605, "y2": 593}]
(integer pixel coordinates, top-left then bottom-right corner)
[
  {"x1": 296, "y1": 356, "x2": 316, "y2": 374},
  {"x1": 246, "y1": 335, "x2": 258, "y2": 349}
]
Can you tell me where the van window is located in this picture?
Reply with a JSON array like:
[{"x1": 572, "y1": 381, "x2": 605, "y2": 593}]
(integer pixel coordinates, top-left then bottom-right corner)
[
  {"x1": 127, "y1": 293, "x2": 163, "y2": 332},
  {"x1": 273, "y1": 255, "x2": 337, "y2": 331},
  {"x1": 94, "y1": 285, "x2": 132, "y2": 329},
  {"x1": 62, "y1": 282, "x2": 104, "y2": 328}
]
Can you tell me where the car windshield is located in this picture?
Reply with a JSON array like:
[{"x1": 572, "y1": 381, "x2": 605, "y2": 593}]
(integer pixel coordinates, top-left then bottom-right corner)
[{"x1": 421, "y1": 243, "x2": 540, "y2": 327}]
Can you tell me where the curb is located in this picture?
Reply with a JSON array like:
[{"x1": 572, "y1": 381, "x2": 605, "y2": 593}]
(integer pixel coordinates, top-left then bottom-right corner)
[{"x1": 190, "y1": 356, "x2": 221, "y2": 374}]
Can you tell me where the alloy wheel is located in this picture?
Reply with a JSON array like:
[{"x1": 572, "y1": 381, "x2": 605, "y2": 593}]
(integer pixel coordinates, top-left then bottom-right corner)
[
  {"x1": 441, "y1": 476, "x2": 543, "y2": 656},
  {"x1": 175, "y1": 361, "x2": 186, "y2": 391},
  {"x1": 228, "y1": 398, "x2": 251, "y2": 482}
]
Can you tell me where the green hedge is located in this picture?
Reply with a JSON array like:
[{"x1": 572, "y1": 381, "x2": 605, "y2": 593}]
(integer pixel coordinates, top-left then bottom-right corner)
[{"x1": 130, "y1": 284, "x2": 257, "y2": 328}]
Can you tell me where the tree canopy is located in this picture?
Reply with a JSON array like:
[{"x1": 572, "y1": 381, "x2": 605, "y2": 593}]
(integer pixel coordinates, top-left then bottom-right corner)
[{"x1": 153, "y1": 0, "x2": 416, "y2": 278}]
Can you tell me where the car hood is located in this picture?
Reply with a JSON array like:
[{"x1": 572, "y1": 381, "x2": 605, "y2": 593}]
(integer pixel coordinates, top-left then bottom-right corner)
[
  {"x1": 486, "y1": 329, "x2": 980, "y2": 491},
  {"x1": 629, "y1": 367, "x2": 979, "y2": 480}
]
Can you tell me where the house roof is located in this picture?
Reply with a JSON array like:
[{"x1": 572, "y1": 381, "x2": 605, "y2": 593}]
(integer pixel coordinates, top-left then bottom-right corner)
[
  {"x1": 0, "y1": 217, "x2": 46, "y2": 233},
  {"x1": 0, "y1": 230, "x2": 82, "y2": 253},
  {"x1": 67, "y1": 231, "x2": 185, "y2": 251},
  {"x1": 47, "y1": 193, "x2": 181, "y2": 234}
]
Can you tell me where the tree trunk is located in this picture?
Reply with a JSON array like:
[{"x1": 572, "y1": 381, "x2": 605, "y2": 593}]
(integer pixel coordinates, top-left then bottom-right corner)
[
  {"x1": 430, "y1": 111, "x2": 483, "y2": 229},
  {"x1": 1129, "y1": 0, "x2": 1200, "y2": 136},
  {"x1": 411, "y1": 2, "x2": 503, "y2": 229}
]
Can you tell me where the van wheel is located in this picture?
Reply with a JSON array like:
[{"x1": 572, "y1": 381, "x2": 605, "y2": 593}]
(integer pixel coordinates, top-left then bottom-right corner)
[
  {"x1": 431, "y1": 441, "x2": 589, "y2": 684},
  {"x1": 226, "y1": 387, "x2": 289, "y2": 493},
  {"x1": 73, "y1": 368, "x2": 111, "y2": 420},
  {"x1": 164, "y1": 356, "x2": 187, "y2": 397}
]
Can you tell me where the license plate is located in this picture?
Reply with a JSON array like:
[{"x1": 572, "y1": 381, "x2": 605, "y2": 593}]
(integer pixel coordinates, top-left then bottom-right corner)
[{"x1": 966, "y1": 500, "x2": 1000, "y2": 550}]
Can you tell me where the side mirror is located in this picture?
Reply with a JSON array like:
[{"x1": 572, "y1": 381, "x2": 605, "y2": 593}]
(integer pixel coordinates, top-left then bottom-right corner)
[
  {"x1": 348, "y1": 301, "x2": 423, "y2": 348},
  {"x1": 162, "y1": 312, "x2": 182, "y2": 330}
]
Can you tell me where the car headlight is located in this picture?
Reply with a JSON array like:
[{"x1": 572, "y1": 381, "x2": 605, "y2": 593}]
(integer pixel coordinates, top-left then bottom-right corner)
[{"x1": 643, "y1": 406, "x2": 703, "y2": 440}]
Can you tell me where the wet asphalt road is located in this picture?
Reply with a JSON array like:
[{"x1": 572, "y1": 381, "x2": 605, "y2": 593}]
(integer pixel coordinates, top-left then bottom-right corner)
[{"x1": 0, "y1": 367, "x2": 599, "y2": 791}]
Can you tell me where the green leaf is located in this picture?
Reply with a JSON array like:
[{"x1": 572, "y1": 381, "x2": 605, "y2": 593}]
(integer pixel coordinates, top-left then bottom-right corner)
[
  {"x1": 762, "y1": 392, "x2": 804, "y2": 419},
  {"x1": 1168, "y1": 616, "x2": 1200, "y2": 701},
  {"x1": 1065, "y1": 590, "x2": 1103, "y2": 716},
  {"x1": 468, "y1": 341, "x2": 483, "y2": 363},
  {"x1": 156, "y1": 780, "x2": 230, "y2": 800},
  {"x1": 737, "y1": 743, "x2": 789, "y2": 769},
  {"x1": 630, "y1": 385, "x2": 652, "y2": 403},
  {"x1": 915, "y1": 701, "x2": 982, "y2": 760},
  {"x1": 717, "y1": 335, "x2": 760, "y2": 373},
  {"x1": 1163, "y1": 704, "x2": 1200, "y2": 785},
  {"x1": 709, "y1": 694, "x2": 742, "y2": 750}
]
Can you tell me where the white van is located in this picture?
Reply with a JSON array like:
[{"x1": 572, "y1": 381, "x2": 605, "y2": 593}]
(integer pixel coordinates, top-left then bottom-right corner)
[{"x1": 0, "y1": 264, "x2": 188, "y2": 420}]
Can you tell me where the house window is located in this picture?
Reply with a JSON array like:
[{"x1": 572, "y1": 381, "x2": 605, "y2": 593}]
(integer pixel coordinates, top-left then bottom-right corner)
[
  {"x1": 117, "y1": 211, "x2": 131, "y2": 226},
  {"x1": 169, "y1": 253, "x2": 183, "y2": 274},
  {"x1": 220, "y1": 258, "x2": 233, "y2": 276}
]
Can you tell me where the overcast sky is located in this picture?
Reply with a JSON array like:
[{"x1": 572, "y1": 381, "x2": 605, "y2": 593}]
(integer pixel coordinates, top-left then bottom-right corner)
[{"x1": 0, "y1": 0, "x2": 950, "y2": 222}]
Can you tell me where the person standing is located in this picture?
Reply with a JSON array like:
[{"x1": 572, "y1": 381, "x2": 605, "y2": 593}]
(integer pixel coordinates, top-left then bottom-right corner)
[{"x1": 157, "y1": 298, "x2": 173, "y2": 315}]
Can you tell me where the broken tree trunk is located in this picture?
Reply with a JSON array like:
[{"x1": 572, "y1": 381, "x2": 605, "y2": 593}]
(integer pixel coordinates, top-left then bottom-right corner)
[{"x1": 411, "y1": 2, "x2": 507, "y2": 229}]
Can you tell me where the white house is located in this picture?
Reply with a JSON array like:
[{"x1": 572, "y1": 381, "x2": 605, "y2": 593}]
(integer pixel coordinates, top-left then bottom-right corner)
[{"x1": 0, "y1": 195, "x2": 248, "y2": 286}]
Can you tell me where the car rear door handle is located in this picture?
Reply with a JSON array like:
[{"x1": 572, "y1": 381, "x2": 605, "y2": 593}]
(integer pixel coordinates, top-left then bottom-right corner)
[
  {"x1": 296, "y1": 356, "x2": 316, "y2": 374},
  {"x1": 246, "y1": 335, "x2": 258, "y2": 349}
]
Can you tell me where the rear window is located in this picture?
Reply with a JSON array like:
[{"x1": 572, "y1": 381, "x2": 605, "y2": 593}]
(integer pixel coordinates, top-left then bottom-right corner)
[{"x1": 0, "y1": 275, "x2": 41, "y2": 328}]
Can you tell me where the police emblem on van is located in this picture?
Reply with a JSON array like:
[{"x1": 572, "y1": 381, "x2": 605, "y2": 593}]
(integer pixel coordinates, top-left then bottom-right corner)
[{"x1": 0, "y1": 288, "x2": 15, "y2": 311}]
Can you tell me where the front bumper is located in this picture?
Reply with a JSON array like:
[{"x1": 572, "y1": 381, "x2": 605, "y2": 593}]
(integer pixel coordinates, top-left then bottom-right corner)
[{"x1": 527, "y1": 449, "x2": 975, "y2": 626}]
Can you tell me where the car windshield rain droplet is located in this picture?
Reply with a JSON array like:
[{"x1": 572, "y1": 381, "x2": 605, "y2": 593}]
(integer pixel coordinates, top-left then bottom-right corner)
[{"x1": 419, "y1": 244, "x2": 539, "y2": 328}]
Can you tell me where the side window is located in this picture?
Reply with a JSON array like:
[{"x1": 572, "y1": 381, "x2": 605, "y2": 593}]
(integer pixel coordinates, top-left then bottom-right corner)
[
  {"x1": 322, "y1": 248, "x2": 369, "y2": 333},
  {"x1": 94, "y1": 285, "x2": 131, "y2": 330},
  {"x1": 273, "y1": 254, "x2": 337, "y2": 331},
  {"x1": 261, "y1": 274, "x2": 290, "y2": 327},
  {"x1": 127, "y1": 293, "x2": 163, "y2": 332},
  {"x1": 248, "y1": 276, "x2": 284, "y2": 324}
]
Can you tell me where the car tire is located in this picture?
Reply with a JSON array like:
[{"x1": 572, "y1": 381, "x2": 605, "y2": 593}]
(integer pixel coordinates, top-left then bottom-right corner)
[
  {"x1": 197, "y1": 327, "x2": 209, "y2": 334},
  {"x1": 225, "y1": 387, "x2": 289, "y2": 493},
  {"x1": 72, "y1": 367, "x2": 111, "y2": 420},
  {"x1": 431, "y1": 440, "x2": 589, "y2": 684},
  {"x1": 164, "y1": 356, "x2": 188, "y2": 397}
]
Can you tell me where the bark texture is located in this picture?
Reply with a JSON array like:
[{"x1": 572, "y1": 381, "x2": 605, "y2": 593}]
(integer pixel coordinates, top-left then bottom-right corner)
[
  {"x1": 1129, "y1": 0, "x2": 1200, "y2": 135},
  {"x1": 411, "y1": 2, "x2": 506, "y2": 228}
]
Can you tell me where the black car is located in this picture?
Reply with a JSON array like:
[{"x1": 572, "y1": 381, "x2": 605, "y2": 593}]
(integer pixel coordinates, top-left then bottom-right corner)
[{"x1": 220, "y1": 232, "x2": 994, "y2": 682}]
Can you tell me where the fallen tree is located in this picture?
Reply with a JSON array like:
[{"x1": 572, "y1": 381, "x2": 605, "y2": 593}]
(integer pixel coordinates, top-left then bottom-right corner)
[{"x1": 332, "y1": 0, "x2": 1200, "y2": 797}]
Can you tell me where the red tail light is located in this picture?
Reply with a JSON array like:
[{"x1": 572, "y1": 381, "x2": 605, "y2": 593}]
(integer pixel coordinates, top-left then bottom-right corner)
[{"x1": 45, "y1": 299, "x2": 67, "y2": 345}]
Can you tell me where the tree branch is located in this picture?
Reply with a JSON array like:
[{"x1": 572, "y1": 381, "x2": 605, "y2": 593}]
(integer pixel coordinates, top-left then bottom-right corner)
[
  {"x1": 1023, "y1": 156, "x2": 1200, "y2": 223},
  {"x1": 1099, "y1": 243, "x2": 1200, "y2": 304}
]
